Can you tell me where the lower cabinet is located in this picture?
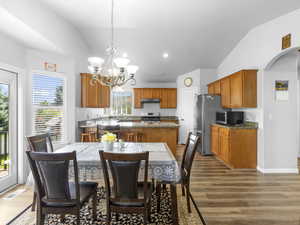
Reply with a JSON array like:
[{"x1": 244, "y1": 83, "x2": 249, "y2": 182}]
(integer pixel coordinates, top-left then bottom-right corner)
[{"x1": 210, "y1": 125, "x2": 257, "y2": 169}]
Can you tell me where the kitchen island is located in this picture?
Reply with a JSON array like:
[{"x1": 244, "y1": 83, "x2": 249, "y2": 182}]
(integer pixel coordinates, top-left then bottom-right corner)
[{"x1": 79, "y1": 120, "x2": 179, "y2": 155}]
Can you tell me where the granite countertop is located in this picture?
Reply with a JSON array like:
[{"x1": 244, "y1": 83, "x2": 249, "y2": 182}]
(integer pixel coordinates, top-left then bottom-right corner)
[
  {"x1": 212, "y1": 121, "x2": 258, "y2": 129},
  {"x1": 78, "y1": 115, "x2": 178, "y2": 123},
  {"x1": 79, "y1": 121, "x2": 179, "y2": 129}
]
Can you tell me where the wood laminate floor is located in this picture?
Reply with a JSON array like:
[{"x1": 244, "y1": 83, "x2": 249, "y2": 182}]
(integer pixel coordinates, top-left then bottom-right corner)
[
  {"x1": 1, "y1": 146, "x2": 300, "y2": 225},
  {"x1": 176, "y1": 145, "x2": 300, "y2": 225}
]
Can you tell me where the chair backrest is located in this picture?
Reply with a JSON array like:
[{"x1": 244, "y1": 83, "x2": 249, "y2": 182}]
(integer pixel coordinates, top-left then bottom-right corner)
[
  {"x1": 26, "y1": 133, "x2": 54, "y2": 153},
  {"x1": 181, "y1": 132, "x2": 201, "y2": 180},
  {"x1": 26, "y1": 151, "x2": 80, "y2": 205},
  {"x1": 99, "y1": 151, "x2": 149, "y2": 204}
]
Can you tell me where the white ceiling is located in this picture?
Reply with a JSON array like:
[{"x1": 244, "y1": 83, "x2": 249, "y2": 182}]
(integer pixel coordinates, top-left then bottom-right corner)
[{"x1": 41, "y1": 0, "x2": 300, "y2": 82}]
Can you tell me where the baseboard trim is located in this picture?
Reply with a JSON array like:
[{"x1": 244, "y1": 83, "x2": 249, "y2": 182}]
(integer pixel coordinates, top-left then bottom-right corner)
[{"x1": 257, "y1": 166, "x2": 299, "y2": 174}]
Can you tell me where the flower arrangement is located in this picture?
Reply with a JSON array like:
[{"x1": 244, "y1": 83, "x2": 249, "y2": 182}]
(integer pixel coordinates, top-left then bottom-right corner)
[{"x1": 101, "y1": 132, "x2": 117, "y2": 143}]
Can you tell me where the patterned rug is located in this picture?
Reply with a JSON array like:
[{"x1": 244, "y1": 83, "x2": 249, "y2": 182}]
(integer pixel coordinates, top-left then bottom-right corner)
[{"x1": 9, "y1": 187, "x2": 203, "y2": 225}]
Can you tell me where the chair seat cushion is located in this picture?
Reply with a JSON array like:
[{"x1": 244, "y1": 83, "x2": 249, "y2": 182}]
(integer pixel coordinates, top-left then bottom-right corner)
[
  {"x1": 42, "y1": 181, "x2": 98, "y2": 207},
  {"x1": 110, "y1": 181, "x2": 152, "y2": 207}
]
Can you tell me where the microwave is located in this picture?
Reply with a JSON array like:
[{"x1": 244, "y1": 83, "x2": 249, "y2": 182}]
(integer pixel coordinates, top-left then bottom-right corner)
[{"x1": 216, "y1": 111, "x2": 244, "y2": 125}]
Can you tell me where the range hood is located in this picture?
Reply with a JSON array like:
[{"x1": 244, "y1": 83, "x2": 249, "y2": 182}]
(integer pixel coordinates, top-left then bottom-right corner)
[{"x1": 141, "y1": 98, "x2": 160, "y2": 103}]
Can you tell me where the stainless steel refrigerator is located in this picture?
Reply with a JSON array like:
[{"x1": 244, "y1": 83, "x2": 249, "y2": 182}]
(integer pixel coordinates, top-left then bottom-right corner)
[{"x1": 194, "y1": 94, "x2": 226, "y2": 155}]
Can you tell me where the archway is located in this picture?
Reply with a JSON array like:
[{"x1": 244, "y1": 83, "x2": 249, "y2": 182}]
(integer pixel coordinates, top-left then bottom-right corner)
[{"x1": 257, "y1": 48, "x2": 300, "y2": 173}]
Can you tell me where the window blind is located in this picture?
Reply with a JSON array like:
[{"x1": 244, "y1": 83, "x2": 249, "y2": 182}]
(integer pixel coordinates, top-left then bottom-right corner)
[
  {"x1": 32, "y1": 74, "x2": 65, "y2": 143},
  {"x1": 111, "y1": 91, "x2": 132, "y2": 115}
]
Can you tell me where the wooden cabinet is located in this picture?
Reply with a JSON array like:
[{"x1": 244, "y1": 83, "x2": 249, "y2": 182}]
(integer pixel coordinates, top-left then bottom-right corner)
[
  {"x1": 220, "y1": 77, "x2": 231, "y2": 108},
  {"x1": 208, "y1": 81, "x2": 221, "y2": 95},
  {"x1": 208, "y1": 70, "x2": 257, "y2": 108},
  {"x1": 167, "y1": 88, "x2": 177, "y2": 108},
  {"x1": 229, "y1": 70, "x2": 257, "y2": 108},
  {"x1": 208, "y1": 84, "x2": 214, "y2": 95},
  {"x1": 214, "y1": 80, "x2": 221, "y2": 95},
  {"x1": 133, "y1": 88, "x2": 143, "y2": 108},
  {"x1": 219, "y1": 127, "x2": 230, "y2": 163},
  {"x1": 211, "y1": 126, "x2": 219, "y2": 155},
  {"x1": 152, "y1": 88, "x2": 161, "y2": 99},
  {"x1": 81, "y1": 73, "x2": 110, "y2": 108},
  {"x1": 142, "y1": 88, "x2": 153, "y2": 98},
  {"x1": 134, "y1": 88, "x2": 177, "y2": 108},
  {"x1": 210, "y1": 124, "x2": 257, "y2": 169}
]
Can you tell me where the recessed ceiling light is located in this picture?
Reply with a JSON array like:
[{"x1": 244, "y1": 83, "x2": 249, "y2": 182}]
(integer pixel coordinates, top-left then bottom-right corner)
[
  {"x1": 122, "y1": 52, "x2": 128, "y2": 58},
  {"x1": 163, "y1": 53, "x2": 169, "y2": 59}
]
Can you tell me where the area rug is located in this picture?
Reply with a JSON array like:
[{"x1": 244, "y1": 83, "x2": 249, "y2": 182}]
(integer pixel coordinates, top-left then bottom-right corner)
[{"x1": 9, "y1": 187, "x2": 203, "y2": 225}]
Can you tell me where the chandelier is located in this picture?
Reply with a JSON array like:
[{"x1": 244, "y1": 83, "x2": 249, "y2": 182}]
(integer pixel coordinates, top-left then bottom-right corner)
[{"x1": 88, "y1": 0, "x2": 138, "y2": 88}]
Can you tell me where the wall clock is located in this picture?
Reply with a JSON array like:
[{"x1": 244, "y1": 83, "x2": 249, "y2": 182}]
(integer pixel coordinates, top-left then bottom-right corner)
[{"x1": 184, "y1": 77, "x2": 193, "y2": 87}]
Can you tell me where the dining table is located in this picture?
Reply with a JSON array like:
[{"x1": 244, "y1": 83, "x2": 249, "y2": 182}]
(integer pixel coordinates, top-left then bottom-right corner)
[{"x1": 56, "y1": 142, "x2": 181, "y2": 225}]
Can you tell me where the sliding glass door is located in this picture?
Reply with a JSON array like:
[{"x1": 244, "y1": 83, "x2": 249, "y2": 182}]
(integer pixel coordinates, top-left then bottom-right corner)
[{"x1": 0, "y1": 69, "x2": 17, "y2": 192}]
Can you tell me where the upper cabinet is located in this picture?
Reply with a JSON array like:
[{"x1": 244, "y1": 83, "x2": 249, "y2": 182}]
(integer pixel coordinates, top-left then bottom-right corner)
[
  {"x1": 133, "y1": 88, "x2": 143, "y2": 108},
  {"x1": 208, "y1": 81, "x2": 221, "y2": 95},
  {"x1": 81, "y1": 73, "x2": 110, "y2": 108},
  {"x1": 134, "y1": 88, "x2": 177, "y2": 109},
  {"x1": 220, "y1": 77, "x2": 231, "y2": 108},
  {"x1": 208, "y1": 70, "x2": 257, "y2": 108}
]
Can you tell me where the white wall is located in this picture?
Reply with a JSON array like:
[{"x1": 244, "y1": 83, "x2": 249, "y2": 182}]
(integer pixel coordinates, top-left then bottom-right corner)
[
  {"x1": 218, "y1": 9, "x2": 300, "y2": 77},
  {"x1": 0, "y1": 32, "x2": 26, "y2": 68},
  {"x1": 259, "y1": 52, "x2": 299, "y2": 172}
]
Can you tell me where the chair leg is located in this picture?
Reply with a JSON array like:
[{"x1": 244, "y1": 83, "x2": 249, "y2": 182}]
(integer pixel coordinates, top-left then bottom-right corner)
[
  {"x1": 32, "y1": 191, "x2": 37, "y2": 211},
  {"x1": 156, "y1": 182, "x2": 161, "y2": 212},
  {"x1": 106, "y1": 207, "x2": 111, "y2": 225},
  {"x1": 181, "y1": 183, "x2": 185, "y2": 196},
  {"x1": 189, "y1": 192, "x2": 207, "y2": 225},
  {"x1": 93, "y1": 192, "x2": 97, "y2": 220},
  {"x1": 36, "y1": 204, "x2": 45, "y2": 225},
  {"x1": 147, "y1": 201, "x2": 152, "y2": 222},
  {"x1": 143, "y1": 210, "x2": 148, "y2": 224},
  {"x1": 186, "y1": 184, "x2": 192, "y2": 213},
  {"x1": 76, "y1": 209, "x2": 80, "y2": 225}
]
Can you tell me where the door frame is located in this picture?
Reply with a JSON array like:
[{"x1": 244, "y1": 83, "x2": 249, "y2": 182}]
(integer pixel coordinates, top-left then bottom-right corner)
[{"x1": 0, "y1": 62, "x2": 25, "y2": 191}]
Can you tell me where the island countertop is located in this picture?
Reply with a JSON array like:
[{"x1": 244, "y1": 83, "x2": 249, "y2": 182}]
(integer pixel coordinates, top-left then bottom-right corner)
[{"x1": 79, "y1": 121, "x2": 179, "y2": 129}]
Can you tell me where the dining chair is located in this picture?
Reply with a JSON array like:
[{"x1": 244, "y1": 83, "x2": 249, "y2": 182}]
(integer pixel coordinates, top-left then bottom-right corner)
[
  {"x1": 99, "y1": 150, "x2": 152, "y2": 225},
  {"x1": 26, "y1": 151, "x2": 98, "y2": 225},
  {"x1": 156, "y1": 132, "x2": 207, "y2": 225},
  {"x1": 26, "y1": 133, "x2": 54, "y2": 211},
  {"x1": 26, "y1": 133, "x2": 54, "y2": 153}
]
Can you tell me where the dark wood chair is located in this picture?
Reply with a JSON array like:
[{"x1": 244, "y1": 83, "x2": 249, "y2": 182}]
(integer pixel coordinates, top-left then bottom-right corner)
[
  {"x1": 26, "y1": 133, "x2": 54, "y2": 153},
  {"x1": 26, "y1": 133, "x2": 54, "y2": 211},
  {"x1": 26, "y1": 151, "x2": 98, "y2": 225},
  {"x1": 156, "y1": 132, "x2": 207, "y2": 225},
  {"x1": 99, "y1": 151, "x2": 152, "y2": 225}
]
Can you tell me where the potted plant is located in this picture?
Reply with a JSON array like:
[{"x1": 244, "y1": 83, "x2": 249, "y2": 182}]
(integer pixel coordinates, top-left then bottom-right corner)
[{"x1": 101, "y1": 132, "x2": 117, "y2": 151}]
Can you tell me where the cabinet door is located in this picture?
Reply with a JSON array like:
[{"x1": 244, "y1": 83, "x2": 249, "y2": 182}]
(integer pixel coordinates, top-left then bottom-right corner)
[
  {"x1": 81, "y1": 73, "x2": 100, "y2": 108},
  {"x1": 160, "y1": 89, "x2": 168, "y2": 108},
  {"x1": 242, "y1": 70, "x2": 257, "y2": 107},
  {"x1": 220, "y1": 78, "x2": 231, "y2": 108},
  {"x1": 152, "y1": 88, "x2": 161, "y2": 99},
  {"x1": 230, "y1": 72, "x2": 243, "y2": 108},
  {"x1": 211, "y1": 126, "x2": 219, "y2": 155},
  {"x1": 214, "y1": 81, "x2": 221, "y2": 95},
  {"x1": 167, "y1": 88, "x2": 177, "y2": 108},
  {"x1": 208, "y1": 84, "x2": 214, "y2": 94},
  {"x1": 134, "y1": 88, "x2": 142, "y2": 108},
  {"x1": 99, "y1": 85, "x2": 110, "y2": 108},
  {"x1": 142, "y1": 88, "x2": 153, "y2": 98},
  {"x1": 219, "y1": 127, "x2": 230, "y2": 163}
]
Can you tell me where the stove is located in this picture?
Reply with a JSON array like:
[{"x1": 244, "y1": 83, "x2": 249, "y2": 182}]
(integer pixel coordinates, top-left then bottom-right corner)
[{"x1": 141, "y1": 113, "x2": 161, "y2": 122}]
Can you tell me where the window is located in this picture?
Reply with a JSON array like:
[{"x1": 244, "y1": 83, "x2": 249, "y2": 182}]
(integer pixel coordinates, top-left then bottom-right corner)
[
  {"x1": 32, "y1": 73, "x2": 66, "y2": 143},
  {"x1": 111, "y1": 91, "x2": 132, "y2": 115}
]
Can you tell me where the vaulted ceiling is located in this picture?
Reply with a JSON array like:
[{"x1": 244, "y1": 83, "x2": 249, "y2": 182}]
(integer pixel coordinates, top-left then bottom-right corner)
[{"x1": 38, "y1": 0, "x2": 300, "y2": 81}]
